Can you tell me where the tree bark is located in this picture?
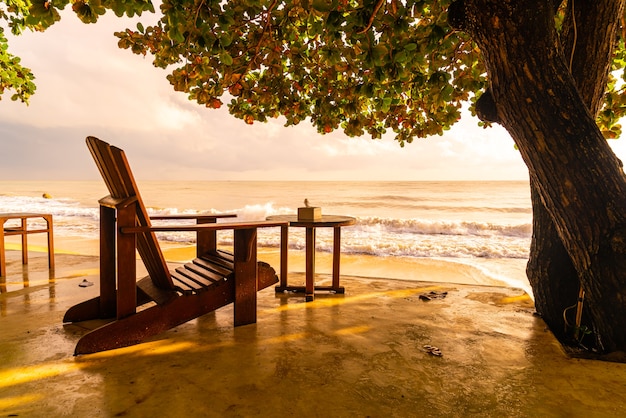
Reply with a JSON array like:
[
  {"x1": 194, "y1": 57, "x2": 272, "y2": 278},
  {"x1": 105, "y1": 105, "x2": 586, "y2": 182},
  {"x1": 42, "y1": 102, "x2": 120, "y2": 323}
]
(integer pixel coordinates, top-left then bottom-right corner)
[
  {"x1": 456, "y1": 0, "x2": 626, "y2": 352},
  {"x1": 527, "y1": 0, "x2": 625, "y2": 348},
  {"x1": 526, "y1": 176, "x2": 580, "y2": 343}
]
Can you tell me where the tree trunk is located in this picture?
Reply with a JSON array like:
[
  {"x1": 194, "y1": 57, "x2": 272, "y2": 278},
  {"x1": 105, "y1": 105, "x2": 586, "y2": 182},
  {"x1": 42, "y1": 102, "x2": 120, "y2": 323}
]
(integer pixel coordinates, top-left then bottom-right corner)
[
  {"x1": 526, "y1": 0, "x2": 624, "y2": 348},
  {"x1": 455, "y1": 0, "x2": 626, "y2": 353},
  {"x1": 527, "y1": 176, "x2": 581, "y2": 343}
]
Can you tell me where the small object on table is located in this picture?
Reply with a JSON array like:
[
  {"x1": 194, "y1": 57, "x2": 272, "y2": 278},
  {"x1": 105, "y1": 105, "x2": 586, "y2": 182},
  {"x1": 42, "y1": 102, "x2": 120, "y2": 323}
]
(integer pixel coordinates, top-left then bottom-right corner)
[{"x1": 298, "y1": 199, "x2": 322, "y2": 221}]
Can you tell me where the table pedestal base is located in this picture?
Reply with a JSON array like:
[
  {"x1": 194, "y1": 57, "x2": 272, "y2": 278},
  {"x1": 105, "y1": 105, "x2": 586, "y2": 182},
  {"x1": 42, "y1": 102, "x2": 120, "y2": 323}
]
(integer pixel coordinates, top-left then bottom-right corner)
[{"x1": 275, "y1": 285, "x2": 346, "y2": 301}]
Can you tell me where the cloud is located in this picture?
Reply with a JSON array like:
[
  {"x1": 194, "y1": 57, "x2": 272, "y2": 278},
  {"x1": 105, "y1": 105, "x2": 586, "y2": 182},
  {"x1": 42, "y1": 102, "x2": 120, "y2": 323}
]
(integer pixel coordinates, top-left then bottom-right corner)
[{"x1": 0, "y1": 10, "x2": 534, "y2": 181}]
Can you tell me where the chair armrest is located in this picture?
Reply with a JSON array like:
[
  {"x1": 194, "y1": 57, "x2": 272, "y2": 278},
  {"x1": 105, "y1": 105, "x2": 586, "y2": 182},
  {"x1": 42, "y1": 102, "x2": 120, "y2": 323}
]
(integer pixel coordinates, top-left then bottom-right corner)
[
  {"x1": 120, "y1": 220, "x2": 287, "y2": 234},
  {"x1": 99, "y1": 195, "x2": 138, "y2": 209},
  {"x1": 150, "y1": 214, "x2": 237, "y2": 221}
]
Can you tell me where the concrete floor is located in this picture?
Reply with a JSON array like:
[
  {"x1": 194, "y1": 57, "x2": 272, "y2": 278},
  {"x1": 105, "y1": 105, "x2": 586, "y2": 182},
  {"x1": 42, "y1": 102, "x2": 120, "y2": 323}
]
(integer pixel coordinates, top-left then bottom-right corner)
[{"x1": 1, "y1": 252, "x2": 626, "y2": 417}]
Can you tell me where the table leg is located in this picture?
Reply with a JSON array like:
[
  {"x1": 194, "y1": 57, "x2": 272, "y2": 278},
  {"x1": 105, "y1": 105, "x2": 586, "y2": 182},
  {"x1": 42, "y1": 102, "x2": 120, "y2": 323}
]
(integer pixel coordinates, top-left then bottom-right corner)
[
  {"x1": 0, "y1": 222, "x2": 5, "y2": 278},
  {"x1": 332, "y1": 226, "x2": 341, "y2": 290},
  {"x1": 21, "y1": 218, "x2": 28, "y2": 265},
  {"x1": 279, "y1": 225, "x2": 289, "y2": 288},
  {"x1": 305, "y1": 227, "x2": 316, "y2": 301},
  {"x1": 45, "y1": 215, "x2": 55, "y2": 271}
]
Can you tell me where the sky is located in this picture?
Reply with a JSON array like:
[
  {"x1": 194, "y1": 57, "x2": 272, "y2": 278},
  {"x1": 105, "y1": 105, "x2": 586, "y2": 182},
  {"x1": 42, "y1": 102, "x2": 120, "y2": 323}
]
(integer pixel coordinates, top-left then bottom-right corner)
[{"x1": 2, "y1": 11, "x2": 625, "y2": 182}]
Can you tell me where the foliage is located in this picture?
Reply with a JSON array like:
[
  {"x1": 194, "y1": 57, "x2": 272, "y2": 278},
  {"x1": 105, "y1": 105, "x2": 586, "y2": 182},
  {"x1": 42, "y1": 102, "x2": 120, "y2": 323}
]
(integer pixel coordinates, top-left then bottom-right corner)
[
  {"x1": 115, "y1": 0, "x2": 486, "y2": 144},
  {"x1": 602, "y1": 35, "x2": 626, "y2": 139},
  {"x1": 2, "y1": 0, "x2": 626, "y2": 143},
  {"x1": 0, "y1": 0, "x2": 154, "y2": 103},
  {"x1": 1, "y1": 0, "x2": 36, "y2": 102},
  {"x1": 0, "y1": 26, "x2": 35, "y2": 102}
]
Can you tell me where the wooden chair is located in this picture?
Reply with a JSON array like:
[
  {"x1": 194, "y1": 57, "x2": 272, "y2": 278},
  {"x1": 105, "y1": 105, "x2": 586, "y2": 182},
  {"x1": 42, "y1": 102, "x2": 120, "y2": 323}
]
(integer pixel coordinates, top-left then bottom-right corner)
[{"x1": 63, "y1": 136, "x2": 286, "y2": 355}]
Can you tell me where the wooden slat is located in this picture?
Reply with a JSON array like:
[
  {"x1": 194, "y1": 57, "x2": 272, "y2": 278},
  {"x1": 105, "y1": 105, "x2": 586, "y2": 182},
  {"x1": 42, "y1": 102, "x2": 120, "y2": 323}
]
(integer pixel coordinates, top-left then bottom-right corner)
[
  {"x1": 110, "y1": 145, "x2": 171, "y2": 289},
  {"x1": 121, "y1": 219, "x2": 288, "y2": 233},
  {"x1": 87, "y1": 137, "x2": 127, "y2": 199},
  {"x1": 194, "y1": 256, "x2": 233, "y2": 276},
  {"x1": 175, "y1": 266, "x2": 220, "y2": 288},
  {"x1": 216, "y1": 249, "x2": 234, "y2": 262},
  {"x1": 150, "y1": 214, "x2": 237, "y2": 220},
  {"x1": 183, "y1": 262, "x2": 228, "y2": 282},
  {"x1": 3, "y1": 228, "x2": 50, "y2": 235},
  {"x1": 87, "y1": 136, "x2": 173, "y2": 291},
  {"x1": 168, "y1": 272, "x2": 196, "y2": 295}
]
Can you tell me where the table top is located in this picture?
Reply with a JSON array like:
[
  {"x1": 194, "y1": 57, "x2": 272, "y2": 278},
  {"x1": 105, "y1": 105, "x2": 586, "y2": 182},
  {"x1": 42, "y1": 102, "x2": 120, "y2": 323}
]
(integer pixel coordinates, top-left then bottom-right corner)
[
  {"x1": 0, "y1": 213, "x2": 53, "y2": 219},
  {"x1": 266, "y1": 215, "x2": 356, "y2": 228}
]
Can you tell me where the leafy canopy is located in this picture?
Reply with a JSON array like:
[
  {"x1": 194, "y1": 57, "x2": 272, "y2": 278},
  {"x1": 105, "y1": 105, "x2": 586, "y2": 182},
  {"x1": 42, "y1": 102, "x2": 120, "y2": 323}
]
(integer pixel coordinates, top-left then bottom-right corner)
[
  {"x1": 1, "y1": 0, "x2": 36, "y2": 102},
  {"x1": 2, "y1": 0, "x2": 626, "y2": 142},
  {"x1": 0, "y1": 0, "x2": 154, "y2": 102},
  {"x1": 117, "y1": 0, "x2": 484, "y2": 144}
]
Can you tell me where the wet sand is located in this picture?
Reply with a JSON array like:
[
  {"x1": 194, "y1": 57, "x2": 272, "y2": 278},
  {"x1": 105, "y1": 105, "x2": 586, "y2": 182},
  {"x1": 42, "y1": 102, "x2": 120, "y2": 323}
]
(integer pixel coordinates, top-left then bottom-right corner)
[
  {"x1": 1, "y1": 239, "x2": 625, "y2": 417},
  {"x1": 27, "y1": 233, "x2": 530, "y2": 286}
]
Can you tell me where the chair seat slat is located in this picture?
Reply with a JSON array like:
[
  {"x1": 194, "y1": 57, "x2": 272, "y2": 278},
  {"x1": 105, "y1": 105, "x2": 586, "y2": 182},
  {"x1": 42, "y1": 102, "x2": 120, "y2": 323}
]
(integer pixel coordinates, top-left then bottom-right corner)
[
  {"x1": 194, "y1": 257, "x2": 233, "y2": 277},
  {"x1": 175, "y1": 266, "x2": 221, "y2": 288}
]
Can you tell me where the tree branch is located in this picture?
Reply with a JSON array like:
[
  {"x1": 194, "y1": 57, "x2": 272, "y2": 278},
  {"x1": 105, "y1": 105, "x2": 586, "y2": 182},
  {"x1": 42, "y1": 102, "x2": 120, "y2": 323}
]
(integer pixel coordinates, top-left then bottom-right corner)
[{"x1": 357, "y1": 0, "x2": 386, "y2": 34}]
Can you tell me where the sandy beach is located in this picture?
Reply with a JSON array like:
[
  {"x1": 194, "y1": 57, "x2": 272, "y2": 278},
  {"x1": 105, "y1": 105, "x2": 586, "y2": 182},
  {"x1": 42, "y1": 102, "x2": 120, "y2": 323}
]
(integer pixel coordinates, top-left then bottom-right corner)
[
  {"x1": 3, "y1": 232, "x2": 530, "y2": 288},
  {"x1": 1, "y1": 237, "x2": 625, "y2": 417}
]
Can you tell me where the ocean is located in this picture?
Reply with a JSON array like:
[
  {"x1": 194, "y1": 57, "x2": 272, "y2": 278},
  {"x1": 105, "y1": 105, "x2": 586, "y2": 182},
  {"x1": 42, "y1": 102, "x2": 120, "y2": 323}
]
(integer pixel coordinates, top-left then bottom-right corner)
[{"x1": 0, "y1": 180, "x2": 533, "y2": 293}]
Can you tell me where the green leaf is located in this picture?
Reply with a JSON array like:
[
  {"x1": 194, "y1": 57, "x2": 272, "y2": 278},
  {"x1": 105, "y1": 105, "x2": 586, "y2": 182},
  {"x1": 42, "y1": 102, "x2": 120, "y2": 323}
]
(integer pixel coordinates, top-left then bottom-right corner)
[
  {"x1": 169, "y1": 26, "x2": 185, "y2": 44},
  {"x1": 220, "y1": 33, "x2": 232, "y2": 47},
  {"x1": 311, "y1": 0, "x2": 337, "y2": 12},
  {"x1": 394, "y1": 50, "x2": 408, "y2": 63},
  {"x1": 371, "y1": 45, "x2": 388, "y2": 66},
  {"x1": 382, "y1": 97, "x2": 392, "y2": 112},
  {"x1": 220, "y1": 51, "x2": 234, "y2": 66}
]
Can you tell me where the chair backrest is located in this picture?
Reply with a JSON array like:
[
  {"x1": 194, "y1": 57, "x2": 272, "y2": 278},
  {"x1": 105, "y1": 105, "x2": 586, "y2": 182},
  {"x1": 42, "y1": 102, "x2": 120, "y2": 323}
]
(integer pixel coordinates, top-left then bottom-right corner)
[{"x1": 86, "y1": 136, "x2": 173, "y2": 290}]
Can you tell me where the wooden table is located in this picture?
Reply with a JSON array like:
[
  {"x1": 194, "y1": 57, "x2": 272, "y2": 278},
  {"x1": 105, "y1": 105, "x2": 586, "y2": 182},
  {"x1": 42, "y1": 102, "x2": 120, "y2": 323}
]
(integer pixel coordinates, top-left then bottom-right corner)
[
  {"x1": 267, "y1": 215, "x2": 356, "y2": 301},
  {"x1": 0, "y1": 213, "x2": 54, "y2": 277}
]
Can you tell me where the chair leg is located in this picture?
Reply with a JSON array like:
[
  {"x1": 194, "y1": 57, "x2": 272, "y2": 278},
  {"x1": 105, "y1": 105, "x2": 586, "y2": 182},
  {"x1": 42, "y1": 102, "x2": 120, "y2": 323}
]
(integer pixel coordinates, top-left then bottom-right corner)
[
  {"x1": 233, "y1": 228, "x2": 257, "y2": 327},
  {"x1": 63, "y1": 296, "x2": 105, "y2": 323},
  {"x1": 74, "y1": 280, "x2": 236, "y2": 355},
  {"x1": 99, "y1": 206, "x2": 117, "y2": 318},
  {"x1": 63, "y1": 289, "x2": 154, "y2": 323}
]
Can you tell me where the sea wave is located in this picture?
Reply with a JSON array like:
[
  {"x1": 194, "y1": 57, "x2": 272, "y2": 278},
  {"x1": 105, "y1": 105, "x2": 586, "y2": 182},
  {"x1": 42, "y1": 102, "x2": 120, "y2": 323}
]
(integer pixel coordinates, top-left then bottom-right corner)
[
  {"x1": 0, "y1": 195, "x2": 531, "y2": 259},
  {"x1": 0, "y1": 195, "x2": 97, "y2": 220},
  {"x1": 356, "y1": 216, "x2": 531, "y2": 238},
  {"x1": 331, "y1": 199, "x2": 532, "y2": 214}
]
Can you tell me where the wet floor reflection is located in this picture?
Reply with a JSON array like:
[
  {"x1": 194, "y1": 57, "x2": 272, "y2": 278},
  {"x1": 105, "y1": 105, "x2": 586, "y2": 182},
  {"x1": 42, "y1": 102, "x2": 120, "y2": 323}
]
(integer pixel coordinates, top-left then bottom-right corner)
[
  {"x1": 0, "y1": 254, "x2": 56, "y2": 317},
  {"x1": 2, "y1": 258, "x2": 626, "y2": 417}
]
